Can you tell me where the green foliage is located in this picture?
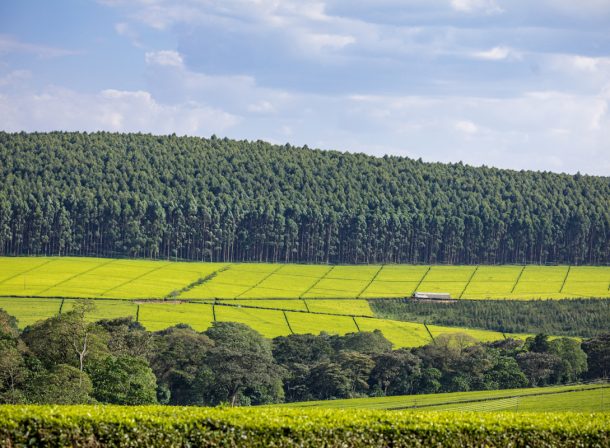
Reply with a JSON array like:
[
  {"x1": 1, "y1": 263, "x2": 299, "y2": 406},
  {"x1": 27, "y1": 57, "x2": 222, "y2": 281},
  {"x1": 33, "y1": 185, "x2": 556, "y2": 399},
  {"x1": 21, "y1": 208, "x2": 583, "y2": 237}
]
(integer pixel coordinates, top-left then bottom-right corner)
[
  {"x1": 1, "y1": 132, "x2": 609, "y2": 265},
  {"x1": 149, "y1": 325, "x2": 213, "y2": 405},
  {"x1": 88, "y1": 355, "x2": 157, "y2": 405},
  {"x1": 0, "y1": 405, "x2": 607, "y2": 447},
  {"x1": 581, "y1": 333, "x2": 610, "y2": 379},
  {"x1": 202, "y1": 322, "x2": 285, "y2": 406},
  {"x1": 27, "y1": 364, "x2": 93, "y2": 404}
]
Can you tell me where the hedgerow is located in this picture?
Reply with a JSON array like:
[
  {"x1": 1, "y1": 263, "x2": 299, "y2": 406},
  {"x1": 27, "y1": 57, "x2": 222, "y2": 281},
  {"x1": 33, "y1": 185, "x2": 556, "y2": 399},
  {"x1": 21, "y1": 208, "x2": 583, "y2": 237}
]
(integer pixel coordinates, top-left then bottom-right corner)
[{"x1": 0, "y1": 406, "x2": 608, "y2": 447}]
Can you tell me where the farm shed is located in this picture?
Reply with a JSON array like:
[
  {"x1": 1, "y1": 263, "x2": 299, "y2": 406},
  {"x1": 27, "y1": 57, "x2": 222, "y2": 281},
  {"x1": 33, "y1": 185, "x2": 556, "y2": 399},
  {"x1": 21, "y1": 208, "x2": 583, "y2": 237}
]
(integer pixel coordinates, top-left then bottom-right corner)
[{"x1": 413, "y1": 292, "x2": 452, "y2": 300}]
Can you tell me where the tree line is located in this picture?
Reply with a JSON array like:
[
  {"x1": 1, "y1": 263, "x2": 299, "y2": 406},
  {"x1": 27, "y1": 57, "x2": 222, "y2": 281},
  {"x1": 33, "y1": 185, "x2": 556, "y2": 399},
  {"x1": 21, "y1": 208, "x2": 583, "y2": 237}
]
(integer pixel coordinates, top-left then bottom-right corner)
[
  {"x1": 1, "y1": 131, "x2": 608, "y2": 264},
  {"x1": 370, "y1": 298, "x2": 610, "y2": 338},
  {"x1": 0, "y1": 304, "x2": 608, "y2": 406}
]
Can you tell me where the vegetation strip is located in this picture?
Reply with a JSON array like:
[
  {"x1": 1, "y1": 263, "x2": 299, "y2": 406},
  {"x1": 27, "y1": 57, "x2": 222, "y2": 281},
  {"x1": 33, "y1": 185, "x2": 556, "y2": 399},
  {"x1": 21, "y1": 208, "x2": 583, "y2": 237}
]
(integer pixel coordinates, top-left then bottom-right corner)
[
  {"x1": 390, "y1": 384, "x2": 608, "y2": 410},
  {"x1": 283, "y1": 310, "x2": 294, "y2": 334},
  {"x1": 559, "y1": 265, "x2": 571, "y2": 293},
  {"x1": 171, "y1": 265, "x2": 228, "y2": 298},
  {"x1": 423, "y1": 321, "x2": 435, "y2": 343},
  {"x1": 510, "y1": 265, "x2": 526, "y2": 293}
]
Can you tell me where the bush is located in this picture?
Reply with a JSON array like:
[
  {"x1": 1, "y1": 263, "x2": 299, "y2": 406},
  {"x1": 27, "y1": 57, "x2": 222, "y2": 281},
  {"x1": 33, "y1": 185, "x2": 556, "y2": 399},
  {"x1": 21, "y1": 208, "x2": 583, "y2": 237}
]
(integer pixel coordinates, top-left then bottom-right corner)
[{"x1": 0, "y1": 405, "x2": 607, "y2": 447}]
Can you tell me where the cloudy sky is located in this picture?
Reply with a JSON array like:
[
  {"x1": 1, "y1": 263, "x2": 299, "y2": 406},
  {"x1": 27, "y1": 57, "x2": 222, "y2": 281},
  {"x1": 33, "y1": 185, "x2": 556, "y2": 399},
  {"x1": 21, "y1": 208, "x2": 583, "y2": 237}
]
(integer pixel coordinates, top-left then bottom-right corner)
[{"x1": 1, "y1": 1, "x2": 609, "y2": 175}]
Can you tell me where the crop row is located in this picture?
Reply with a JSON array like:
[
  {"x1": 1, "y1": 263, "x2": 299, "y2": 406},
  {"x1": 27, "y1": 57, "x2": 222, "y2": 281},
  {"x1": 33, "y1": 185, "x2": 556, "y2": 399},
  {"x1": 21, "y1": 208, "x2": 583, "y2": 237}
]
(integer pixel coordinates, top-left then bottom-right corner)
[
  {"x1": 1, "y1": 257, "x2": 609, "y2": 300},
  {"x1": 0, "y1": 406, "x2": 607, "y2": 447}
]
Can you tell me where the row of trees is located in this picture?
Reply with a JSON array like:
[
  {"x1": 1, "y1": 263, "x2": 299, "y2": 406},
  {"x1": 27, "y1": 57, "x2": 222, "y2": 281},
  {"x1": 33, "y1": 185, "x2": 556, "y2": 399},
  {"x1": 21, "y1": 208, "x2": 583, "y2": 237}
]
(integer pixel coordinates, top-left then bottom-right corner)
[
  {"x1": 0, "y1": 304, "x2": 608, "y2": 405},
  {"x1": 1, "y1": 132, "x2": 608, "y2": 264},
  {"x1": 370, "y1": 298, "x2": 610, "y2": 338}
]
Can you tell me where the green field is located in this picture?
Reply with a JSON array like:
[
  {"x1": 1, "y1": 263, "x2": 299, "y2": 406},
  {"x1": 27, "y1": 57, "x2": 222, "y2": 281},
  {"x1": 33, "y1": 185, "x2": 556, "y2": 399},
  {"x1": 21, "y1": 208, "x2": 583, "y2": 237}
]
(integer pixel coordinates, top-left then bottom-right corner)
[
  {"x1": 283, "y1": 383, "x2": 609, "y2": 412},
  {"x1": 1, "y1": 257, "x2": 608, "y2": 300}
]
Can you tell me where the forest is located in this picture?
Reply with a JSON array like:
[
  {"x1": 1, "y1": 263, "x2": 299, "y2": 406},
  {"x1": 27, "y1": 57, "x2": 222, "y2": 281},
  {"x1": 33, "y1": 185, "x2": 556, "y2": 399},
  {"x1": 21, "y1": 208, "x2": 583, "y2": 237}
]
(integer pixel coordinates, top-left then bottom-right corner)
[
  {"x1": 0, "y1": 305, "x2": 608, "y2": 406},
  {"x1": 0, "y1": 131, "x2": 609, "y2": 264}
]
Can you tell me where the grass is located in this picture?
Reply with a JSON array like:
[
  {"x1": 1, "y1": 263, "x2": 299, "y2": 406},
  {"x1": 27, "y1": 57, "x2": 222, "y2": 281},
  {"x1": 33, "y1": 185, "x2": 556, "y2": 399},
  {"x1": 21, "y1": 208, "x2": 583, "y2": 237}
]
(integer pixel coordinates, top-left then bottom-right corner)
[
  {"x1": 2, "y1": 257, "x2": 609, "y2": 300},
  {"x1": 285, "y1": 312, "x2": 359, "y2": 336},
  {"x1": 282, "y1": 383, "x2": 609, "y2": 412}
]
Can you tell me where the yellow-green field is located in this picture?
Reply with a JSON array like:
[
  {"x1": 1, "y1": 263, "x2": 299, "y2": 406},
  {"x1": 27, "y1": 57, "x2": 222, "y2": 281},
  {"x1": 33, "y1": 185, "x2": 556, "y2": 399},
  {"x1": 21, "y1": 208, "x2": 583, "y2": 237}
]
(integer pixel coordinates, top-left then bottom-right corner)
[
  {"x1": 0, "y1": 296, "x2": 530, "y2": 348},
  {"x1": 1, "y1": 257, "x2": 608, "y2": 300},
  {"x1": 1, "y1": 256, "x2": 606, "y2": 348}
]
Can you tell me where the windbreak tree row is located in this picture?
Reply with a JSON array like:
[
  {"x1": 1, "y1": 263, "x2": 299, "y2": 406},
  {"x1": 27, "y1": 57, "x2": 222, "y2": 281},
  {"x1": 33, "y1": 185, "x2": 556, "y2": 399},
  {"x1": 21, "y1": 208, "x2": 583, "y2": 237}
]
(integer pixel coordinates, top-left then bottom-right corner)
[{"x1": 1, "y1": 131, "x2": 608, "y2": 264}]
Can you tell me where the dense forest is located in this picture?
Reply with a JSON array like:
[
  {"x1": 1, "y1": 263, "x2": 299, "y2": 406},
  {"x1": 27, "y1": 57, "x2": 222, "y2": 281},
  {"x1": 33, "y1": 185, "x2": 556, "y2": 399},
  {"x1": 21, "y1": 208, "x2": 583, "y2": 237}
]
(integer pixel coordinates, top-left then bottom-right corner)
[
  {"x1": 370, "y1": 298, "x2": 610, "y2": 338},
  {"x1": 1, "y1": 131, "x2": 608, "y2": 264},
  {"x1": 1, "y1": 305, "x2": 607, "y2": 405}
]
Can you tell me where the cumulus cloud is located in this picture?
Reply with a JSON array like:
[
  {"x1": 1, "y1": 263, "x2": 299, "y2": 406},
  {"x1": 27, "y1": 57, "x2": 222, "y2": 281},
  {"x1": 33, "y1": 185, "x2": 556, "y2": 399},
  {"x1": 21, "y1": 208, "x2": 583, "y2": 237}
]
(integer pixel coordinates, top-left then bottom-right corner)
[{"x1": 471, "y1": 46, "x2": 521, "y2": 61}]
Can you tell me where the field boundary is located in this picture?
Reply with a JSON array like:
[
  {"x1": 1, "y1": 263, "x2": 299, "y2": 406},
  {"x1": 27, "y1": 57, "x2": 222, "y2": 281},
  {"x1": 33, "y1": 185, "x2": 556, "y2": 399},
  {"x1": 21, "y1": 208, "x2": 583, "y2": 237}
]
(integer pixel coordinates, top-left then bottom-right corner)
[
  {"x1": 410, "y1": 267, "x2": 431, "y2": 296},
  {"x1": 510, "y1": 265, "x2": 526, "y2": 293},
  {"x1": 357, "y1": 265, "x2": 384, "y2": 298},
  {"x1": 458, "y1": 266, "x2": 479, "y2": 299},
  {"x1": 235, "y1": 265, "x2": 285, "y2": 298},
  {"x1": 173, "y1": 265, "x2": 229, "y2": 298},
  {"x1": 559, "y1": 266, "x2": 571, "y2": 293},
  {"x1": 299, "y1": 265, "x2": 335, "y2": 298},
  {"x1": 283, "y1": 311, "x2": 294, "y2": 334}
]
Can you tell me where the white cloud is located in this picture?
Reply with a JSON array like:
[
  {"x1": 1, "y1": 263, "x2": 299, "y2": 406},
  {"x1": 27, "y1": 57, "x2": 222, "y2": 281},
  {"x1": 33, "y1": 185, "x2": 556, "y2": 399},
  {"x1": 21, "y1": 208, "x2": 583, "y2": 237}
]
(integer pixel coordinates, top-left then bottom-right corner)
[
  {"x1": 145, "y1": 50, "x2": 184, "y2": 67},
  {"x1": 0, "y1": 86, "x2": 238, "y2": 135},
  {"x1": 454, "y1": 120, "x2": 478, "y2": 134},
  {"x1": 449, "y1": 0, "x2": 503, "y2": 14},
  {"x1": 472, "y1": 46, "x2": 520, "y2": 61}
]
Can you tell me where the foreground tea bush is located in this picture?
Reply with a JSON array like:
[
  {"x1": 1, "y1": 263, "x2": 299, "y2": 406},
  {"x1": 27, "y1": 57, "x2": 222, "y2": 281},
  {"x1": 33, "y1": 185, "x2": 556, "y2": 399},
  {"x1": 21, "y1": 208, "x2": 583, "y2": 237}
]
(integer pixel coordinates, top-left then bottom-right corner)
[{"x1": 0, "y1": 406, "x2": 608, "y2": 447}]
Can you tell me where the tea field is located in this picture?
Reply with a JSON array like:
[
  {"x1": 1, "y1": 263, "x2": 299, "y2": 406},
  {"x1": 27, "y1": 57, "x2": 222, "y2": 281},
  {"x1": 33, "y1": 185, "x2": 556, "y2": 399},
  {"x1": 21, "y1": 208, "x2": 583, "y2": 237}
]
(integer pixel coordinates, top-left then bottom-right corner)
[
  {"x1": 283, "y1": 383, "x2": 609, "y2": 412},
  {"x1": 0, "y1": 256, "x2": 607, "y2": 347},
  {"x1": 0, "y1": 404, "x2": 607, "y2": 447},
  {"x1": 1, "y1": 257, "x2": 608, "y2": 300}
]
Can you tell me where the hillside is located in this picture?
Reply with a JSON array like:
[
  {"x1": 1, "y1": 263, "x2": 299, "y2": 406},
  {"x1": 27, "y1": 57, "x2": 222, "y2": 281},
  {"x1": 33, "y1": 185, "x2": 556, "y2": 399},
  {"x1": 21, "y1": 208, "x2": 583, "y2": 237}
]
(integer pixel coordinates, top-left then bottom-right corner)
[{"x1": 1, "y1": 132, "x2": 608, "y2": 265}]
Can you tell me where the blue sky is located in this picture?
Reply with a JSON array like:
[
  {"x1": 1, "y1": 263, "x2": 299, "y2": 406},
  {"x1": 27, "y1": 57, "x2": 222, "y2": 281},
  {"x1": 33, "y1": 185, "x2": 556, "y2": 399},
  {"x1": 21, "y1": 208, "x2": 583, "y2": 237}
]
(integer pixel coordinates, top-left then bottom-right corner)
[{"x1": 1, "y1": 0, "x2": 609, "y2": 175}]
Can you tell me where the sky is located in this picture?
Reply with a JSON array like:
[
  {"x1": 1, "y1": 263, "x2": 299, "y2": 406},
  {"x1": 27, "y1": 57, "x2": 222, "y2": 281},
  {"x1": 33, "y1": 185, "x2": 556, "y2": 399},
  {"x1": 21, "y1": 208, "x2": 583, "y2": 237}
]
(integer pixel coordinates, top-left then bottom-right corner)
[{"x1": 0, "y1": 1, "x2": 609, "y2": 175}]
